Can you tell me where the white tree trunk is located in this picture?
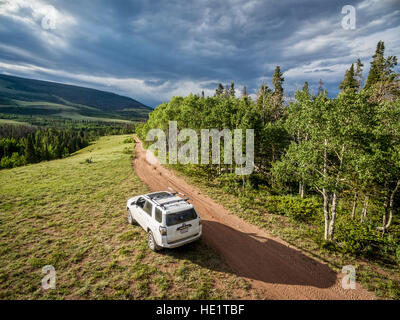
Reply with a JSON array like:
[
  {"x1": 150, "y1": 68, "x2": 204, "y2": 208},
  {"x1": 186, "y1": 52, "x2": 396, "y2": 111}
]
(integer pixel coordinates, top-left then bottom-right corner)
[
  {"x1": 381, "y1": 194, "x2": 389, "y2": 236},
  {"x1": 322, "y1": 138, "x2": 329, "y2": 240},
  {"x1": 386, "y1": 180, "x2": 400, "y2": 230},
  {"x1": 328, "y1": 193, "x2": 338, "y2": 240},
  {"x1": 378, "y1": 180, "x2": 400, "y2": 233},
  {"x1": 299, "y1": 181, "x2": 305, "y2": 198},
  {"x1": 323, "y1": 190, "x2": 330, "y2": 240}
]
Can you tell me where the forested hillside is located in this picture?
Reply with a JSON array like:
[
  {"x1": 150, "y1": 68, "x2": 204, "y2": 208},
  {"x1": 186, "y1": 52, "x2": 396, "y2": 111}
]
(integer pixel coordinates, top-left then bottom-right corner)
[
  {"x1": 0, "y1": 74, "x2": 151, "y2": 169},
  {"x1": 0, "y1": 122, "x2": 135, "y2": 169},
  {"x1": 0, "y1": 74, "x2": 152, "y2": 122},
  {"x1": 137, "y1": 41, "x2": 400, "y2": 298}
]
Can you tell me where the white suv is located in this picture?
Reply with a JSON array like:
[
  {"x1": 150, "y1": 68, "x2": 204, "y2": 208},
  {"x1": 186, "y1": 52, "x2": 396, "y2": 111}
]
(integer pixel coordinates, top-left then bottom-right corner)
[{"x1": 126, "y1": 191, "x2": 202, "y2": 251}]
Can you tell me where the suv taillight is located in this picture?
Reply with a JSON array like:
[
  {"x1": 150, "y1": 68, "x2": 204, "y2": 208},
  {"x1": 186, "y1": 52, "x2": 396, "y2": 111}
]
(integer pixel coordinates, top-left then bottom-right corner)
[{"x1": 159, "y1": 226, "x2": 167, "y2": 236}]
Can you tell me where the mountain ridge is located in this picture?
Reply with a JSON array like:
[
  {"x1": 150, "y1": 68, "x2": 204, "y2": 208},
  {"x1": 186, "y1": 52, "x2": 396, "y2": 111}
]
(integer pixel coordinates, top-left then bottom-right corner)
[{"x1": 0, "y1": 74, "x2": 152, "y2": 122}]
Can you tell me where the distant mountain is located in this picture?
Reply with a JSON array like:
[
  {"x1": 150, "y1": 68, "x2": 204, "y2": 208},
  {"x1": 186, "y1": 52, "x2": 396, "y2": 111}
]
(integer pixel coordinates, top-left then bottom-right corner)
[{"x1": 0, "y1": 74, "x2": 152, "y2": 122}]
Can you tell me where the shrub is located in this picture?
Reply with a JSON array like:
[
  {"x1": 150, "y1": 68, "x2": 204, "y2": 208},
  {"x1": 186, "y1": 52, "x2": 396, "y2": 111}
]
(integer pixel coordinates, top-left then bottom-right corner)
[
  {"x1": 335, "y1": 219, "x2": 382, "y2": 255},
  {"x1": 0, "y1": 152, "x2": 26, "y2": 168},
  {"x1": 123, "y1": 137, "x2": 134, "y2": 144},
  {"x1": 284, "y1": 196, "x2": 320, "y2": 221},
  {"x1": 123, "y1": 147, "x2": 132, "y2": 154},
  {"x1": 219, "y1": 173, "x2": 241, "y2": 195},
  {"x1": 238, "y1": 191, "x2": 255, "y2": 209},
  {"x1": 264, "y1": 195, "x2": 320, "y2": 222},
  {"x1": 263, "y1": 196, "x2": 285, "y2": 215},
  {"x1": 319, "y1": 239, "x2": 339, "y2": 252}
]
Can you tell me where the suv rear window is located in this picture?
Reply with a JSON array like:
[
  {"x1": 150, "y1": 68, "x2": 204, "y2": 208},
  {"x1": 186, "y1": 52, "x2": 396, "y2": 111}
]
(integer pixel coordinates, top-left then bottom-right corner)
[{"x1": 166, "y1": 208, "x2": 197, "y2": 226}]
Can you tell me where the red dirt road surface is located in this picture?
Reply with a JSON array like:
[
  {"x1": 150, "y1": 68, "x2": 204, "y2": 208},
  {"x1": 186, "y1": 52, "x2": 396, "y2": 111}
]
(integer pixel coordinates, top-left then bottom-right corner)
[{"x1": 133, "y1": 136, "x2": 376, "y2": 300}]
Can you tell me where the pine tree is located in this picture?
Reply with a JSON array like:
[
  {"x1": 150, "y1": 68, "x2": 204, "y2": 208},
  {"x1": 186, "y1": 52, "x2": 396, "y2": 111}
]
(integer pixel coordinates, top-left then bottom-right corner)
[
  {"x1": 365, "y1": 41, "x2": 386, "y2": 88},
  {"x1": 272, "y1": 66, "x2": 284, "y2": 103},
  {"x1": 256, "y1": 82, "x2": 272, "y2": 124},
  {"x1": 318, "y1": 79, "x2": 324, "y2": 95},
  {"x1": 365, "y1": 41, "x2": 399, "y2": 101},
  {"x1": 339, "y1": 64, "x2": 358, "y2": 92},
  {"x1": 355, "y1": 58, "x2": 364, "y2": 90},
  {"x1": 24, "y1": 134, "x2": 36, "y2": 163},
  {"x1": 229, "y1": 81, "x2": 235, "y2": 97},
  {"x1": 43, "y1": 143, "x2": 50, "y2": 161},
  {"x1": 215, "y1": 83, "x2": 224, "y2": 96},
  {"x1": 224, "y1": 84, "x2": 230, "y2": 97},
  {"x1": 271, "y1": 66, "x2": 284, "y2": 121},
  {"x1": 302, "y1": 82, "x2": 309, "y2": 93},
  {"x1": 242, "y1": 85, "x2": 247, "y2": 97}
]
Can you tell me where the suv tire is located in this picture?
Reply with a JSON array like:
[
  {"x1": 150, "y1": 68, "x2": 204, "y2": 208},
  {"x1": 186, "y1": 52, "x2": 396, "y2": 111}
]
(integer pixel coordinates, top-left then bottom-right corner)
[
  {"x1": 148, "y1": 231, "x2": 160, "y2": 251},
  {"x1": 127, "y1": 209, "x2": 136, "y2": 225}
]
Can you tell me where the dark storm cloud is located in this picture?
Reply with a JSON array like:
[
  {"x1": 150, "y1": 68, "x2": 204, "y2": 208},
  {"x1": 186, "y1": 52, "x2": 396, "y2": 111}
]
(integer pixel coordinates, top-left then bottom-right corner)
[{"x1": 0, "y1": 0, "x2": 399, "y2": 106}]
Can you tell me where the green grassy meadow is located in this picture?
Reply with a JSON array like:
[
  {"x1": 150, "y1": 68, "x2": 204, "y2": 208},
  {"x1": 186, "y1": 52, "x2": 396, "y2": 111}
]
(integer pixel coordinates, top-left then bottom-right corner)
[
  {"x1": 0, "y1": 135, "x2": 252, "y2": 299},
  {"x1": 0, "y1": 118, "x2": 31, "y2": 126}
]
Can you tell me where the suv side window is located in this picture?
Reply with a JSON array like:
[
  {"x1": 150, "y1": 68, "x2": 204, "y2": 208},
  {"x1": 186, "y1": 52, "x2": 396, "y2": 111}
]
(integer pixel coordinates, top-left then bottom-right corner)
[
  {"x1": 143, "y1": 200, "x2": 153, "y2": 216},
  {"x1": 155, "y1": 208, "x2": 162, "y2": 223},
  {"x1": 136, "y1": 197, "x2": 145, "y2": 208}
]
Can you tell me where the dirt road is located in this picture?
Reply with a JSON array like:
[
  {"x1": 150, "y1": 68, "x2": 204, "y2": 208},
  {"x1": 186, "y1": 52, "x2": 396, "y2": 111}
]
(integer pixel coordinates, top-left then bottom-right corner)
[{"x1": 133, "y1": 137, "x2": 375, "y2": 300}]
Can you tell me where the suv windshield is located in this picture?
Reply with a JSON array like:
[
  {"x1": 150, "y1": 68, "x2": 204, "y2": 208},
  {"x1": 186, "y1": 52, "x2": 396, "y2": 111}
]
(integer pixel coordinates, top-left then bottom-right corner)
[{"x1": 166, "y1": 208, "x2": 197, "y2": 226}]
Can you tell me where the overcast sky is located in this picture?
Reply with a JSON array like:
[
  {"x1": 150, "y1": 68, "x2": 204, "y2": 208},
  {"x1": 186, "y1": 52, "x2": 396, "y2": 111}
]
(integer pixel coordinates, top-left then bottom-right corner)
[{"x1": 0, "y1": 0, "x2": 399, "y2": 107}]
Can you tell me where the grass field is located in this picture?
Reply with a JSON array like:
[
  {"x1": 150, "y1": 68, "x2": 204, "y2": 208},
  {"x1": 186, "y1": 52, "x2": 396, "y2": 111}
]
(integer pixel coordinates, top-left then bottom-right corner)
[
  {"x1": 0, "y1": 118, "x2": 31, "y2": 126},
  {"x1": 0, "y1": 135, "x2": 253, "y2": 299}
]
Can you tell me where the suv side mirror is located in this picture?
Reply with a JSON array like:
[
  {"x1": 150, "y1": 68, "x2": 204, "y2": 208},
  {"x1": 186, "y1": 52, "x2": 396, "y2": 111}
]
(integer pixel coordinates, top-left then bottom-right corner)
[{"x1": 131, "y1": 201, "x2": 136, "y2": 206}]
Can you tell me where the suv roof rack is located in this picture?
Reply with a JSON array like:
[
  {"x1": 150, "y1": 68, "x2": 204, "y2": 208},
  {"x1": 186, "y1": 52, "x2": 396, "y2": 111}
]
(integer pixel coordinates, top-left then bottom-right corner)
[
  {"x1": 167, "y1": 187, "x2": 190, "y2": 201},
  {"x1": 147, "y1": 191, "x2": 172, "y2": 200},
  {"x1": 160, "y1": 198, "x2": 189, "y2": 209},
  {"x1": 151, "y1": 198, "x2": 164, "y2": 208},
  {"x1": 148, "y1": 188, "x2": 191, "y2": 210}
]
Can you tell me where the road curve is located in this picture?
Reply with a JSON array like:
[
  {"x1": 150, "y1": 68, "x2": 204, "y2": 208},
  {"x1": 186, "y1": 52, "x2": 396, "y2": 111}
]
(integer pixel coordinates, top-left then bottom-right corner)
[{"x1": 133, "y1": 136, "x2": 375, "y2": 300}]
